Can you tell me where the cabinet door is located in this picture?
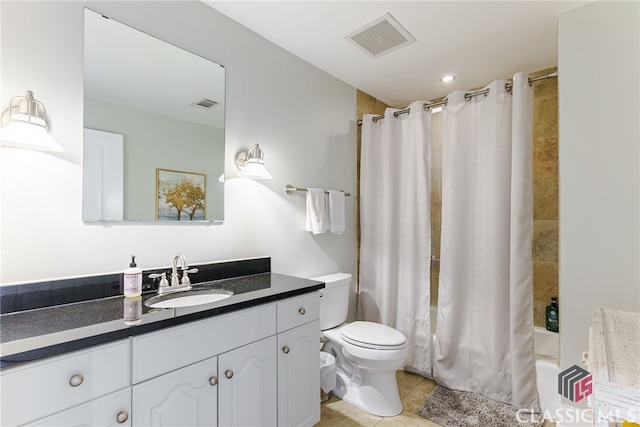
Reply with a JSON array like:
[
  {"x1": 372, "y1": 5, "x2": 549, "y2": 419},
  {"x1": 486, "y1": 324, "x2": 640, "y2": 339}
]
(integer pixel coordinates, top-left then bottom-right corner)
[
  {"x1": 1, "y1": 340, "x2": 130, "y2": 427},
  {"x1": 22, "y1": 388, "x2": 131, "y2": 427},
  {"x1": 218, "y1": 336, "x2": 277, "y2": 427},
  {"x1": 278, "y1": 320, "x2": 320, "y2": 427},
  {"x1": 132, "y1": 357, "x2": 218, "y2": 427}
]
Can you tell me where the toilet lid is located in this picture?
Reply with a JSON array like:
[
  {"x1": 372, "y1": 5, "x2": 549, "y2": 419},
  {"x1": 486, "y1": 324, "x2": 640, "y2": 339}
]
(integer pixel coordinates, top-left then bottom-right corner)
[{"x1": 340, "y1": 321, "x2": 407, "y2": 350}]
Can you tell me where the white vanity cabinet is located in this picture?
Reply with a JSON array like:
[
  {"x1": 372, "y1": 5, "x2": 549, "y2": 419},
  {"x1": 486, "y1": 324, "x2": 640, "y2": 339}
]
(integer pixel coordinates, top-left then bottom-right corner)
[
  {"x1": 0, "y1": 340, "x2": 130, "y2": 427},
  {"x1": 131, "y1": 303, "x2": 278, "y2": 427},
  {"x1": 218, "y1": 336, "x2": 278, "y2": 426},
  {"x1": 2, "y1": 289, "x2": 321, "y2": 427},
  {"x1": 132, "y1": 356, "x2": 218, "y2": 426},
  {"x1": 277, "y1": 292, "x2": 321, "y2": 427},
  {"x1": 131, "y1": 303, "x2": 276, "y2": 384},
  {"x1": 22, "y1": 388, "x2": 131, "y2": 427}
]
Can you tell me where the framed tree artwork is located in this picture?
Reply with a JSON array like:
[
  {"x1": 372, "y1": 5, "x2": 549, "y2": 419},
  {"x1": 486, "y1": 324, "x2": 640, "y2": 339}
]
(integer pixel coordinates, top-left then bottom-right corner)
[{"x1": 156, "y1": 168, "x2": 206, "y2": 220}]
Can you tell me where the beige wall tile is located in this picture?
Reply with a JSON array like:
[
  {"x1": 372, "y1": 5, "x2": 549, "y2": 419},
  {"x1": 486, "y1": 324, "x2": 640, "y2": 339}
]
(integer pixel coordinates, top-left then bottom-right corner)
[
  {"x1": 534, "y1": 299, "x2": 547, "y2": 327},
  {"x1": 431, "y1": 218, "x2": 441, "y2": 255},
  {"x1": 357, "y1": 89, "x2": 387, "y2": 118},
  {"x1": 534, "y1": 176, "x2": 559, "y2": 220},
  {"x1": 534, "y1": 78, "x2": 558, "y2": 98},
  {"x1": 534, "y1": 81, "x2": 558, "y2": 100},
  {"x1": 533, "y1": 137, "x2": 559, "y2": 177},
  {"x1": 532, "y1": 67, "x2": 558, "y2": 98},
  {"x1": 531, "y1": 67, "x2": 558, "y2": 326},
  {"x1": 533, "y1": 261, "x2": 558, "y2": 327},
  {"x1": 533, "y1": 95, "x2": 559, "y2": 139},
  {"x1": 430, "y1": 266, "x2": 439, "y2": 307},
  {"x1": 534, "y1": 261, "x2": 559, "y2": 299},
  {"x1": 375, "y1": 99, "x2": 388, "y2": 115},
  {"x1": 533, "y1": 220, "x2": 559, "y2": 262}
]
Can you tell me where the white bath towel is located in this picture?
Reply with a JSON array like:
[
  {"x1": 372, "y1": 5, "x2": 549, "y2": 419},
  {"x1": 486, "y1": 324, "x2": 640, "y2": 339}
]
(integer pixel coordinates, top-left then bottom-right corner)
[
  {"x1": 328, "y1": 190, "x2": 345, "y2": 234},
  {"x1": 305, "y1": 188, "x2": 329, "y2": 234}
]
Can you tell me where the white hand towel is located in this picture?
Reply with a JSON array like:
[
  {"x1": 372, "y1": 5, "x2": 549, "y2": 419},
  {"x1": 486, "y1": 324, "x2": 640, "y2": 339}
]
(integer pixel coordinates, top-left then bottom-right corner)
[
  {"x1": 305, "y1": 188, "x2": 329, "y2": 234},
  {"x1": 328, "y1": 190, "x2": 345, "y2": 234}
]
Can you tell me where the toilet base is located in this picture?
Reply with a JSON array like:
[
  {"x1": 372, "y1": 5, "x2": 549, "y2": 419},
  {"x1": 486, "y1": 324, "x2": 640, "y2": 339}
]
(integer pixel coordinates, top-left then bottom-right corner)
[{"x1": 332, "y1": 368, "x2": 403, "y2": 417}]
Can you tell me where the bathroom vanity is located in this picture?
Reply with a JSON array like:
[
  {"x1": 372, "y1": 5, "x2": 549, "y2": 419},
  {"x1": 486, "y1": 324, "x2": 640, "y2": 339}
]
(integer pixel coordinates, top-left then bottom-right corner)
[{"x1": 0, "y1": 258, "x2": 322, "y2": 427}]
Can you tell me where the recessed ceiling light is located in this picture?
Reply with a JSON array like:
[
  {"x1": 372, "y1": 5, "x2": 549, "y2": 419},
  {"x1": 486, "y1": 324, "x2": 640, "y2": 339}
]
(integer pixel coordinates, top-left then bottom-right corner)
[{"x1": 440, "y1": 75, "x2": 456, "y2": 83}]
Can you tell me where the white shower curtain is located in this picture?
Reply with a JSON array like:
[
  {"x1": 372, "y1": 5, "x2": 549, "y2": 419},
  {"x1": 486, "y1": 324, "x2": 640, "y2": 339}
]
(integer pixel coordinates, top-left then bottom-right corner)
[
  {"x1": 433, "y1": 73, "x2": 538, "y2": 409},
  {"x1": 359, "y1": 101, "x2": 432, "y2": 376}
]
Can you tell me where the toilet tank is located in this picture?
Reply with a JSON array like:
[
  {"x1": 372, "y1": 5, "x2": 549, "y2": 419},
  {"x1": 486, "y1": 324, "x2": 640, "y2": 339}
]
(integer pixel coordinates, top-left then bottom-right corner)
[{"x1": 310, "y1": 273, "x2": 351, "y2": 330}]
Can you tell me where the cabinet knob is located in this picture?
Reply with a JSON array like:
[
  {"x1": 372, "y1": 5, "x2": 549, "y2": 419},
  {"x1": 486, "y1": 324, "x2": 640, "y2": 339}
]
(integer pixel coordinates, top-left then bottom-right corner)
[
  {"x1": 68, "y1": 374, "x2": 84, "y2": 387},
  {"x1": 298, "y1": 307, "x2": 306, "y2": 315},
  {"x1": 282, "y1": 346, "x2": 290, "y2": 354},
  {"x1": 225, "y1": 370, "x2": 234, "y2": 379},
  {"x1": 209, "y1": 376, "x2": 218, "y2": 386},
  {"x1": 116, "y1": 411, "x2": 129, "y2": 424}
]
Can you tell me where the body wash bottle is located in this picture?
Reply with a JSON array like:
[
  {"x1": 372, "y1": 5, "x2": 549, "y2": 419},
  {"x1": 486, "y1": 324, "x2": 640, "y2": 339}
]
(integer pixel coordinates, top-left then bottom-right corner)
[
  {"x1": 123, "y1": 255, "x2": 142, "y2": 297},
  {"x1": 546, "y1": 297, "x2": 559, "y2": 332}
]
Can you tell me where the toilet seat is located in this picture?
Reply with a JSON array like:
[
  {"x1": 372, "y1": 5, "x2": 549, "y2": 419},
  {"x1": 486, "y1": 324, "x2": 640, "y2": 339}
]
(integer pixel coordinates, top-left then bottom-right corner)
[{"x1": 340, "y1": 321, "x2": 406, "y2": 350}]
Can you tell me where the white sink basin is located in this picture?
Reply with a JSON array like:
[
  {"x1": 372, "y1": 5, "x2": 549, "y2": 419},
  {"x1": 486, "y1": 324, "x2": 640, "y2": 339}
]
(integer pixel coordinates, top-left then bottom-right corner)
[{"x1": 145, "y1": 289, "x2": 233, "y2": 309}]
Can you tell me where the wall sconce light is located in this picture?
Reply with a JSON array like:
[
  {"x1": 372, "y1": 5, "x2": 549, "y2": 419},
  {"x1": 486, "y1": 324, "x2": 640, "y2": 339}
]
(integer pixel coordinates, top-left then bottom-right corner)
[
  {"x1": 0, "y1": 91, "x2": 63, "y2": 152},
  {"x1": 235, "y1": 143, "x2": 272, "y2": 180}
]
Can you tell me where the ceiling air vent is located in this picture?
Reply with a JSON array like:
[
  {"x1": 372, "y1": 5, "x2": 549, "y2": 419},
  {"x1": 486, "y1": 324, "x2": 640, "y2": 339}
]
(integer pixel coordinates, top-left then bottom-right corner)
[
  {"x1": 191, "y1": 98, "x2": 218, "y2": 110},
  {"x1": 345, "y1": 12, "x2": 416, "y2": 58}
]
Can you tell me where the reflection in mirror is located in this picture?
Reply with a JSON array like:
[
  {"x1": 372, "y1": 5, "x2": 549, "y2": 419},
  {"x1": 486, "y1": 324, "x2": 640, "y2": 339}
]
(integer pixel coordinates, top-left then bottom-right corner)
[{"x1": 83, "y1": 8, "x2": 225, "y2": 222}]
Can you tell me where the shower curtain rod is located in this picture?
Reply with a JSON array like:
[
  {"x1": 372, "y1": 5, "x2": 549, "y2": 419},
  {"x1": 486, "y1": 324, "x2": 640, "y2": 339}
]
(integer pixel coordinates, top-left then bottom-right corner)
[{"x1": 357, "y1": 71, "x2": 558, "y2": 125}]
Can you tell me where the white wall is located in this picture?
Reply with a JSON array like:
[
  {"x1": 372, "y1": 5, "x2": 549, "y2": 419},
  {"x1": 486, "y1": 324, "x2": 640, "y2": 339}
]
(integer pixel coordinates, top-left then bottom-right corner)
[
  {"x1": 558, "y1": 0, "x2": 640, "y2": 398},
  {"x1": 0, "y1": 1, "x2": 358, "y2": 313}
]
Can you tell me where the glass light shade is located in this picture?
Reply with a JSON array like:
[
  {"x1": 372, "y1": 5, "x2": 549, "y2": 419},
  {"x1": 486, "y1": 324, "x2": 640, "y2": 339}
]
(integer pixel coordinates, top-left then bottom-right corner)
[
  {"x1": 0, "y1": 91, "x2": 63, "y2": 152},
  {"x1": 238, "y1": 159, "x2": 272, "y2": 180},
  {"x1": 0, "y1": 121, "x2": 63, "y2": 152},
  {"x1": 235, "y1": 143, "x2": 272, "y2": 179}
]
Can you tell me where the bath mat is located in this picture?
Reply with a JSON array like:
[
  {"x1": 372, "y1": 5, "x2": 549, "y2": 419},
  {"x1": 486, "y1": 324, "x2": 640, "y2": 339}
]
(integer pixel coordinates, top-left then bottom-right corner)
[{"x1": 416, "y1": 386, "x2": 542, "y2": 427}]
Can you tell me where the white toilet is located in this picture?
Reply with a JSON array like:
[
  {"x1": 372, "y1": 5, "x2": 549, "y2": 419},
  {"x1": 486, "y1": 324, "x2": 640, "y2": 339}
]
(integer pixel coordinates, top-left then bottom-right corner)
[{"x1": 312, "y1": 273, "x2": 408, "y2": 417}]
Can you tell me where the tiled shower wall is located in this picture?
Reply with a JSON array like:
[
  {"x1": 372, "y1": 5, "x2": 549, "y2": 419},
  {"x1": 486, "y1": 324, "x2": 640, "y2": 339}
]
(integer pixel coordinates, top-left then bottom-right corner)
[
  {"x1": 531, "y1": 67, "x2": 559, "y2": 327},
  {"x1": 356, "y1": 67, "x2": 559, "y2": 328}
]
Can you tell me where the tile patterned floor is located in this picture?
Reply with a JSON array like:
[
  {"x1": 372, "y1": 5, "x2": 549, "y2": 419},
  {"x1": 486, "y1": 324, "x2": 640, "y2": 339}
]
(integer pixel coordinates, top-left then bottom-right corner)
[
  {"x1": 315, "y1": 370, "x2": 556, "y2": 427},
  {"x1": 314, "y1": 370, "x2": 441, "y2": 427}
]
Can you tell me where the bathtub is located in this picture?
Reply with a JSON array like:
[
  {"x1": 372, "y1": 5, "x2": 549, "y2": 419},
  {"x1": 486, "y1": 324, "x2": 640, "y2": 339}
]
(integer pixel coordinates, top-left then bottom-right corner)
[
  {"x1": 534, "y1": 326, "x2": 561, "y2": 417},
  {"x1": 429, "y1": 308, "x2": 561, "y2": 417}
]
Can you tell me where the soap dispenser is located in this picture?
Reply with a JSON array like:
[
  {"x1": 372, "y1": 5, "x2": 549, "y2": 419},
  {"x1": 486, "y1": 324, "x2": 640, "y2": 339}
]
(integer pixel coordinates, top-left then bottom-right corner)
[{"x1": 123, "y1": 255, "x2": 142, "y2": 297}]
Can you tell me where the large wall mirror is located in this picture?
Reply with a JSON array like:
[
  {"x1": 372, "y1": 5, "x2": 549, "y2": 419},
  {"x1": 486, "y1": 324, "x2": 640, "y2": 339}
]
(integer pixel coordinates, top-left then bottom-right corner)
[{"x1": 83, "y1": 8, "x2": 225, "y2": 223}]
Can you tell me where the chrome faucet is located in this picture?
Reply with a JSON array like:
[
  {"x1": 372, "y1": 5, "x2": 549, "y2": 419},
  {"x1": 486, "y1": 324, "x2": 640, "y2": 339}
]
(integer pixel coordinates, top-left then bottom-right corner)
[
  {"x1": 149, "y1": 253, "x2": 198, "y2": 295},
  {"x1": 172, "y1": 253, "x2": 188, "y2": 287}
]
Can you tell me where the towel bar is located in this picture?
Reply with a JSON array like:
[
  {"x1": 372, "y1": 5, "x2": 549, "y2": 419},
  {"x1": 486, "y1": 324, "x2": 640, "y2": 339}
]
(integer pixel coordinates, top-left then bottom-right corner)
[{"x1": 285, "y1": 184, "x2": 351, "y2": 197}]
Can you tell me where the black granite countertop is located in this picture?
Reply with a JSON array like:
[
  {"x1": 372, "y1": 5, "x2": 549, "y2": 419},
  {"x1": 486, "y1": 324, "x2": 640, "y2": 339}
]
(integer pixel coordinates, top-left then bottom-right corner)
[{"x1": 0, "y1": 268, "x2": 324, "y2": 369}]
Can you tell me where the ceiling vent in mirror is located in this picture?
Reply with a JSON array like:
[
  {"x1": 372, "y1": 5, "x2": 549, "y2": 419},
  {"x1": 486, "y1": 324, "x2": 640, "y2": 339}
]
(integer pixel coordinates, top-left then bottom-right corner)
[
  {"x1": 345, "y1": 12, "x2": 416, "y2": 58},
  {"x1": 191, "y1": 98, "x2": 218, "y2": 110}
]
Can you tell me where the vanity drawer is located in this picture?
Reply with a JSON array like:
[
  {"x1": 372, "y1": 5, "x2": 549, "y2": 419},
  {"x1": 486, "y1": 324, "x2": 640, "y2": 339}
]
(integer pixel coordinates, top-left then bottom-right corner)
[
  {"x1": 277, "y1": 291, "x2": 320, "y2": 333},
  {"x1": 0, "y1": 339, "x2": 130, "y2": 427},
  {"x1": 132, "y1": 303, "x2": 276, "y2": 383}
]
